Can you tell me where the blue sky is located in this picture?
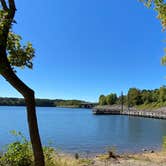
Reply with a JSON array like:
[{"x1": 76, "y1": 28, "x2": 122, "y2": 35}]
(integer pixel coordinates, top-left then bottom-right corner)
[{"x1": 0, "y1": 0, "x2": 166, "y2": 102}]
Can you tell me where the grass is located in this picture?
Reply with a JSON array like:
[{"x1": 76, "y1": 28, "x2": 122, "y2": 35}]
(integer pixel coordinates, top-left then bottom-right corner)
[
  {"x1": 2, "y1": 131, "x2": 166, "y2": 166},
  {"x1": 0, "y1": 131, "x2": 93, "y2": 166},
  {"x1": 45, "y1": 153, "x2": 93, "y2": 166},
  {"x1": 0, "y1": 147, "x2": 93, "y2": 166},
  {"x1": 96, "y1": 102, "x2": 166, "y2": 111},
  {"x1": 136, "y1": 102, "x2": 166, "y2": 110}
]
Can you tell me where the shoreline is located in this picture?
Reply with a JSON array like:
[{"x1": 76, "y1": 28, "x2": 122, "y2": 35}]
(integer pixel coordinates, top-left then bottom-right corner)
[
  {"x1": 55, "y1": 148, "x2": 166, "y2": 166},
  {"x1": 56, "y1": 145, "x2": 161, "y2": 158},
  {"x1": 93, "y1": 105, "x2": 166, "y2": 120},
  {"x1": 0, "y1": 105, "x2": 92, "y2": 109},
  {"x1": 1, "y1": 144, "x2": 165, "y2": 166}
]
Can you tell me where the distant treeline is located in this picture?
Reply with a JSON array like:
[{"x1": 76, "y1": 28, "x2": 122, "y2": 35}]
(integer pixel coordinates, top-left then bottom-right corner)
[
  {"x1": 99, "y1": 86, "x2": 166, "y2": 109},
  {"x1": 0, "y1": 97, "x2": 89, "y2": 108}
]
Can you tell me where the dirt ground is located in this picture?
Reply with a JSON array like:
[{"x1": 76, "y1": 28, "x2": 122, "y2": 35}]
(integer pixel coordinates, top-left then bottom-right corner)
[{"x1": 92, "y1": 151, "x2": 166, "y2": 166}]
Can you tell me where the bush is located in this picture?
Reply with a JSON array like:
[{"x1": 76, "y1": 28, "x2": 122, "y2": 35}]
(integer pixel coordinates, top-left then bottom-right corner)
[
  {"x1": 0, "y1": 131, "x2": 33, "y2": 166},
  {"x1": 0, "y1": 131, "x2": 93, "y2": 166},
  {"x1": 43, "y1": 146, "x2": 55, "y2": 166}
]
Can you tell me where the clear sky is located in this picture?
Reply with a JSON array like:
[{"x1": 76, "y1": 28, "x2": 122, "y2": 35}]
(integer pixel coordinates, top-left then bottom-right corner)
[{"x1": 0, "y1": 0, "x2": 166, "y2": 102}]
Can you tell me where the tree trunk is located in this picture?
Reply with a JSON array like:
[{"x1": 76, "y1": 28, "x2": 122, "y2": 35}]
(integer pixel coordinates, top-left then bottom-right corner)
[
  {"x1": 1, "y1": 60, "x2": 45, "y2": 166},
  {"x1": 25, "y1": 90, "x2": 45, "y2": 166},
  {"x1": 0, "y1": 1, "x2": 44, "y2": 165}
]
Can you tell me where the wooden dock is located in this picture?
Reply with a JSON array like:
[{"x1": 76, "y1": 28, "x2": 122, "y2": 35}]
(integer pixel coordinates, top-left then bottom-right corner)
[
  {"x1": 93, "y1": 107, "x2": 166, "y2": 120},
  {"x1": 92, "y1": 109, "x2": 120, "y2": 115},
  {"x1": 93, "y1": 106, "x2": 121, "y2": 115},
  {"x1": 121, "y1": 110, "x2": 166, "y2": 119}
]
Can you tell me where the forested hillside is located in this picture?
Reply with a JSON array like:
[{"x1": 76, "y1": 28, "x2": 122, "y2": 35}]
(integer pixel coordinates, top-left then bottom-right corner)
[
  {"x1": 98, "y1": 86, "x2": 166, "y2": 109},
  {"x1": 0, "y1": 97, "x2": 87, "y2": 108}
]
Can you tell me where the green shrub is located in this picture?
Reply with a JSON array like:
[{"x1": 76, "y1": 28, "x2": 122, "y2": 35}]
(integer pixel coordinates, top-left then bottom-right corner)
[
  {"x1": 43, "y1": 146, "x2": 55, "y2": 166},
  {"x1": 0, "y1": 131, "x2": 33, "y2": 166},
  {"x1": 0, "y1": 131, "x2": 92, "y2": 166},
  {"x1": 162, "y1": 136, "x2": 166, "y2": 151}
]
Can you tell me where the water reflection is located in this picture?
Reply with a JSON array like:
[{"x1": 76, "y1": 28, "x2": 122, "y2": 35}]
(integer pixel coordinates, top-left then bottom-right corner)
[{"x1": 1, "y1": 106, "x2": 166, "y2": 154}]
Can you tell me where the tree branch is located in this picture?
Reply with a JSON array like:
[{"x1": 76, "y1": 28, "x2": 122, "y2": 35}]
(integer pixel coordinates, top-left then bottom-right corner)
[
  {"x1": 0, "y1": 0, "x2": 8, "y2": 10},
  {"x1": 8, "y1": 0, "x2": 16, "y2": 11},
  {"x1": 0, "y1": 0, "x2": 16, "y2": 53}
]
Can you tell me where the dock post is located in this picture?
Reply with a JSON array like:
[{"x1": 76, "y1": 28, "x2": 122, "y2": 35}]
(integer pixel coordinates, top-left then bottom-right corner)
[{"x1": 121, "y1": 91, "x2": 124, "y2": 112}]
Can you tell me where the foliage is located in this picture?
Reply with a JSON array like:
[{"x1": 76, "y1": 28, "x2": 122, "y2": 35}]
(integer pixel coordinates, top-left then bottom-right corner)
[
  {"x1": 136, "y1": 101, "x2": 166, "y2": 110},
  {"x1": 0, "y1": 9, "x2": 35, "y2": 69},
  {"x1": 54, "y1": 99, "x2": 85, "y2": 107},
  {"x1": 141, "y1": 0, "x2": 166, "y2": 29},
  {"x1": 128, "y1": 88, "x2": 142, "y2": 106},
  {"x1": 0, "y1": 131, "x2": 93, "y2": 166},
  {"x1": 7, "y1": 32, "x2": 35, "y2": 69},
  {"x1": 0, "y1": 97, "x2": 91, "y2": 108},
  {"x1": 0, "y1": 7, "x2": 35, "y2": 70},
  {"x1": 106, "y1": 93, "x2": 117, "y2": 105},
  {"x1": 0, "y1": 10, "x2": 10, "y2": 34},
  {"x1": 151, "y1": 89, "x2": 160, "y2": 102},
  {"x1": 162, "y1": 136, "x2": 166, "y2": 150},
  {"x1": 98, "y1": 85, "x2": 166, "y2": 108},
  {"x1": 99, "y1": 93, "x2": 118, "y2": 106},
  {"x1": 141, "y1": 90, "x2": 153, "y2": 104},
  {"x1": 0, "y1": 97, "x2": 54, "y2": 106},
  {"x1": 140, "y1": 0, "x2": 166, "y2": 64},
  {"x1": 0, "y1": 131, "x2": 33, "y2": 166},
  {"x1": 43, "y1": 146, "x2": 55, "y2": 166},
  {"x1": 159, "y1": 86, "x2": 166, "y2": 102},
  {"x1": 99, "y1": 95, "x2": 107, "y2": 105}
]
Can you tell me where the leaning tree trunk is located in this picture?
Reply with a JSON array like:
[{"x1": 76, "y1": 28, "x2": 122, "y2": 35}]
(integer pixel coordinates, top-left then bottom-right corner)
[
  {"x1": 1, "y1": 58, "x2": 45, "y2": 166},
  {"x1": 0, "y1": 1, "x2": 45, "y2": 165}
]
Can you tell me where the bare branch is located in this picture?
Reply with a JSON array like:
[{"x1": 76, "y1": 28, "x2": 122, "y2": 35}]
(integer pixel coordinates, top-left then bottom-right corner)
[
  {"x1": 0, "y1": 0, "x2": 8, "y2": 10},
  {"x1": 8, "y1": 0, "x2": 16, "y2": 11}
]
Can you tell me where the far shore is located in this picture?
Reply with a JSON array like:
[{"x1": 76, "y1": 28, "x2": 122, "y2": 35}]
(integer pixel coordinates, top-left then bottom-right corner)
[{"x1": 0, "y1": 105, "x2": 93, "y2": 109}]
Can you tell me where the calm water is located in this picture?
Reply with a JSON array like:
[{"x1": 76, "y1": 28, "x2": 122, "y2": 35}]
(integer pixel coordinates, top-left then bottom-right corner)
[{"x1": 0, "y1": 106, "x2": 166, "y2": 154}]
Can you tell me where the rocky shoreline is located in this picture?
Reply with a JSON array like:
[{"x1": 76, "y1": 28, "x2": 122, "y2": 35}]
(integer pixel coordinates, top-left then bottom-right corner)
[
  {"x1": 93, "y1": 105, "x2": 166, "y2": 120},
  {"x1": 58, "y1": 149, "x2": 166, "y2": 166}
]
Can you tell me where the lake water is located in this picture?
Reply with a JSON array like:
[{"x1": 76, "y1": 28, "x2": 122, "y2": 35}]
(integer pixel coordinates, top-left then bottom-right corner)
[{"x1": 0, "y1": 106, "x2": 166, "y2": 155}]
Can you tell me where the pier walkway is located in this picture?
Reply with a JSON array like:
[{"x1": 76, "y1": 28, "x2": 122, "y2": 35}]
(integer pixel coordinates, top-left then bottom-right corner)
[{"x1": 93, "y1": 106, "x2": 166, "y2": 120}]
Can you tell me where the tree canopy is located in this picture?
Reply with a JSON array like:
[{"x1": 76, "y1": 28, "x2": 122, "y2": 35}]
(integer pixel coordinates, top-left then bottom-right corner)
[
  {"x1": 0, "y1": 6, "x2": 34, "y2": 70},
  {"x1": 98, "y1": 86, "x2": 166, "y2": 108},
  {"x1": 141, "y1": 0, "x2": 166, "y2": 29},
  {"x1": 7, "y1": 32, "x2": 35, "y2": 69},
  {"x1": 141, "y1": 0, "x2": 166, "y2": 64},
  {"x1": 99, "y1": 95, "x2": 107, "y2": 105},
  {"x1": 106, "y1": 93, "x2": 117, "y2": 105}
]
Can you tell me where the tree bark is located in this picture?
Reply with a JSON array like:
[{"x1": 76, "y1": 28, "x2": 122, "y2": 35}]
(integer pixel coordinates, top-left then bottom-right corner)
[
  {"x1": 0, "y1": 59, "x2": 45, "y2": 166},
  {"x1": 0, "y1": 1, "x2": 45, "y2": 165},
  {"x1": 25, "y1": 91, "x2": 45, "y2": 166}
]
